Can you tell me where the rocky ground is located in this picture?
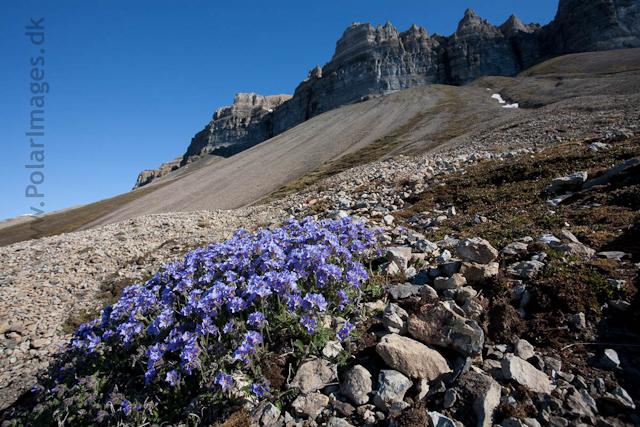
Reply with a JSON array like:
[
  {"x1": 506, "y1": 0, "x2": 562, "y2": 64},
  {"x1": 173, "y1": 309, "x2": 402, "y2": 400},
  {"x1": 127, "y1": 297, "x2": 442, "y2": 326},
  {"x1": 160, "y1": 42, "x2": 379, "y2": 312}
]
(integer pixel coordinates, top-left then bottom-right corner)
[{"x1": 1, "y1": 127, "x2": 639, "y2": 426}]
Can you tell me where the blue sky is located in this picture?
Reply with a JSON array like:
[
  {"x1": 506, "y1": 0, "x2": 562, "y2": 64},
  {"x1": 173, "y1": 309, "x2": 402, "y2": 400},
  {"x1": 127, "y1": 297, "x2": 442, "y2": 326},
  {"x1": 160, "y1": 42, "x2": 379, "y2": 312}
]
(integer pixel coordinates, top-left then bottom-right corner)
[{"x1": 0, "y1": 0, "x2": 559, "y2": 221}]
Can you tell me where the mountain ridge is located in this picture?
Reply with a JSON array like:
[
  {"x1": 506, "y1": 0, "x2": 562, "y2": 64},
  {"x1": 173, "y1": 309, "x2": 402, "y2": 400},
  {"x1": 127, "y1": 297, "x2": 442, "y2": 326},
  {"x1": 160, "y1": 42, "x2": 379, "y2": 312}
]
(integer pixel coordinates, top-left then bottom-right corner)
[{"x1": 134, "y1": 0, "x2": 640, "y2": 188}]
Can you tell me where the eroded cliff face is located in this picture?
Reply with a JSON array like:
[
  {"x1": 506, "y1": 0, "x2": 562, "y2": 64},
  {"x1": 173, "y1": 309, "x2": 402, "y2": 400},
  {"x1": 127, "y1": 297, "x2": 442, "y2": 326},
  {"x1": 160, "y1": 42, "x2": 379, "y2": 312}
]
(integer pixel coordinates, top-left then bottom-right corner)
[
  {"x1": 135, "y1": 0, "x2": 640, "y2": 188},
  {"x1": 543, "y1": 0, "x2": 640, "y2": 55},
  {"x1": 181, "y1": 93, "x2": 292, "y2": 167}
]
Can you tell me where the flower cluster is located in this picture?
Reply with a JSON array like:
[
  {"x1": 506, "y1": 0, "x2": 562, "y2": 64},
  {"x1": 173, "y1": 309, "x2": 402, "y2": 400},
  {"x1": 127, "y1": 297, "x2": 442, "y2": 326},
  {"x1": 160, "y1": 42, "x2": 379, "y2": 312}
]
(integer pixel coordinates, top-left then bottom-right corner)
[{"x1": 68, "y1": 217, "x2": 380, "y2": 414}]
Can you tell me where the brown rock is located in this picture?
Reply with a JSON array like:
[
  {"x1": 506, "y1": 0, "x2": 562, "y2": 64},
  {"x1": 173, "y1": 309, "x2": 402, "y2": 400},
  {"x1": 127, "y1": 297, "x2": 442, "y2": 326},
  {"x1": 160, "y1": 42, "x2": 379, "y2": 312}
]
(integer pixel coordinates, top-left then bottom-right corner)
[
  {"x1": 460, "y1": 262, "x2": 499, "y2": 285},
  {"x1": 376, "y1": 334, "x2": 451, "y2": 380},
  {"x1": 408, "y1": 302, "x2": 484, "y2": 356}
]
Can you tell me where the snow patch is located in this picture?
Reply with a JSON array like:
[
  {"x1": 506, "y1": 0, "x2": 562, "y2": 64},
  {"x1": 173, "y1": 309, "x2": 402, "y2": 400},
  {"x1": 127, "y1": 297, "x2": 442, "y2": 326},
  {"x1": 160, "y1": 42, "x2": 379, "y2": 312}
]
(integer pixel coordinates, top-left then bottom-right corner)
[
  {"x1": 491, "y1": 94, "x2": 506, "y2": 104},
  {"x1": 492, "y1": 93, "x2": 519, "y2": 109}
]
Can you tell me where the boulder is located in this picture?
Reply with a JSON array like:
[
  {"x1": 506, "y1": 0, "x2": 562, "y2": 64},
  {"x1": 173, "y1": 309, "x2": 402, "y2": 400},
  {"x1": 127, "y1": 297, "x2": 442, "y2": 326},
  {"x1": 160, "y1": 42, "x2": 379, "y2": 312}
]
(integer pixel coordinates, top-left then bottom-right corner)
[
  {"x1": 290, "y1": 358, "x2": 337, "y2": 393},
  {"x1": 514, "y1": 339, "x2": 535, "y2": 360},
  {"x1": 376, "y1": 334, "x2": 452, "y2": 380},
  {"x1": 555, "y1": 242, "x2": 595, "y2": 260},
  {"x1": 600, "y1": 349, "x2": 620, "y2": 369},
  {"x1": 251, "y1": 402, "x2": 281, "y2": 426},
  {"x1": 501, "y1": 241, "x2": 529, "y2": 255},
  {"x1": 456, "y1": 238, "x2": 499, "y2": 264},
  {"x1": 456, "y1": 287, "x2": 478, "y2": 305},
  {"x1": 386, "y1": 246, "x2": 412, "y2": 270},
  {"x1": 501, "y1": 355, "x2": 553, "y2": 394},
  {"x1": 451, "y1": 371, "x2": 501, "y2": 427},
  {"x1": 433, "y1": 273, "x2": 467, "y2": 290},
  {"x1": 460, "y1": 262, "x2": 499, "y2": 285},
  {"x1": 291, "y1": 393, "x2": 330, "y2": 419},
  {"x1": 340, "y1": 365, "x2": 373, "y2": 406},
  {"x1": 373, "y1": 370, "x2": 412, "y2": 411},
  {"x1": 507, "y1": 261, "x2": 545, "y2": 279},
  {"x1": 408, "y1": 301, "x2": 484, "y2": 356},
  {"x1": 551, "y1": 171, "x2": 588, "y2": 187},
  {"x1": 415, "y1": 239, "x2": 439, "y2": 254}
]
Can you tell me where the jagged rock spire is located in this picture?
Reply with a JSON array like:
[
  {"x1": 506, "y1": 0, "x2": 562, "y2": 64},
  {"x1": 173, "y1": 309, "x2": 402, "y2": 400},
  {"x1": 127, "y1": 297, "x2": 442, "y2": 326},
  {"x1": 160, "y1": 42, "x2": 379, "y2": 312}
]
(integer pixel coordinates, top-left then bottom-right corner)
[{"x1": 458, "y1": 8, "x2": 483, "y2": 30}]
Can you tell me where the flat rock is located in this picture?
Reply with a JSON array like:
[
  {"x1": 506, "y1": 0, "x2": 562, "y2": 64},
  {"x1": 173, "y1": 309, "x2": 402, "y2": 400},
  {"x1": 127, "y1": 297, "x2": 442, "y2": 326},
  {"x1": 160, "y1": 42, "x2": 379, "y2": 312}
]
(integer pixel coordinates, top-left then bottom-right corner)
[
  {"x1": 408, "y1": 301, "x2": 484, "y2": 357},
  {"x1": 376, "y1": 333, "x2": 452, "y2": 380},
  {"x1": 433, "y1": 273, "x2": 467, "y2": 290},
  {"x1": 559, "y1": 229, "x2": 580, "y2": 243},
  {"x1": 583, "y1": 157, "x2": 640, "y2": 190},
  {"x1": 507, "y1": 261, "x2": 545, "y2": 279},
  {"x1": 551, "y1": 171, "x2": 588, "y2": 187},
  {"x1": 596, "y1": 251, "x2": 627, "y2": 260},
  {"x1": 290, "y1": 357, "x2": 337, "y2": 394},
  {"x1": 428, "y1": 411, "x2": 459, "y2": 427},
  {"x1": 538, "y1": 234, "x2": 561, "y2": 245},
  {"x1": 502, "y1": 355, "x2": 553, "y2": 394},
  {"x1": 501, "y1": 241, "x2": 529, "y2": 255},
  {"x1": 602, "y1": 386, "x2": 636, "y2": 410},
  {"x1": 388, "y1": 283, "x2": 421, "y2": 300},
  {"x1": 555, "y1": 242, "x2": 595, "y2": 260}
]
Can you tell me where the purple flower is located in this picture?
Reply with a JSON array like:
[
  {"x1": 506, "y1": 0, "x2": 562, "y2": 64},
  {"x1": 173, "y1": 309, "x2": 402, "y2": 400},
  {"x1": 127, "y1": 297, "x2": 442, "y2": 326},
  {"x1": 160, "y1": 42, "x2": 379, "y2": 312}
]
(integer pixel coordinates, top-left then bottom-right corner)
[
  {"x1": 214, "y1": 372, "x2": 233, "y2": 390},
  {"x1": 243, "y1": 331, "x2": 262, "y2": 347},
  {"x1": 233, "y1": 343, "x2": 252, "y2": 364},
  {"x1": 247, "y1": 311, "x2": 267, "y2": 328},
  {"x1": 303, "y1": 293, "x2": 328, "y2": 311},
  {"x1": 251, "y1": 380, "x2": 270, "y2": 398},
  {"x1": 223, "y1": 320, "x2": 234, "y2": 334},
  {"x1": 196, "y1": 316, "x2": 219, "y2": 336},
  {"x1": 145, "y1": 368, "x2": 157, "y2": 385},
  {"x1": 121, "y1": 399, "x2": 131, "y2": 416},
  {"x1": 300, "y1": 315, "x2": 317, "y2": 335},
  {"x1": 166, "y1": 370, "x2": 180, "y2": 386},
  {"x1": 337, "y1": 290, "x2": 349, "y2": 310},
  {"x1": 337, "y1": 321, "x2": 355, "y2": 341},
  {"x1": 226, "y1": 296, "x2": 247, "y2": 313}
]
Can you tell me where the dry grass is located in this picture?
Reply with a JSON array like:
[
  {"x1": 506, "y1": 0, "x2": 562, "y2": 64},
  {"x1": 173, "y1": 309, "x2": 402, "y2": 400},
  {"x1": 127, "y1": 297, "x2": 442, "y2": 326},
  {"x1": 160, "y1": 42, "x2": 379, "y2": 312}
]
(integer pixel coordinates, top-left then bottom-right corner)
[
  {"x1": 256, "y1": 107, "x2": 434, "y2": 204},
  {"x1": 398, "y1": 137, "x2": 640, "y2": 252},
  {"x1": 0, "y1": 180, "x2": 175, "y2": 247},
  {"x1": 520, "y1": 48, "x2": 640, "y2": 77}
]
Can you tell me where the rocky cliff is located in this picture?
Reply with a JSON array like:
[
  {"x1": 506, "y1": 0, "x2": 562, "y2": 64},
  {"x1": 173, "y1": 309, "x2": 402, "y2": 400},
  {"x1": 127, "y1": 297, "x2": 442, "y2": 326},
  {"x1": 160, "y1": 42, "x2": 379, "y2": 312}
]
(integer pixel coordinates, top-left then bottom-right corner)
[
  {"x1": 180, "y1": 93, "x2": 291, "y2": 168},
  {"x1": 135, "y1": 0, "x2": 640, "y2": 188}
]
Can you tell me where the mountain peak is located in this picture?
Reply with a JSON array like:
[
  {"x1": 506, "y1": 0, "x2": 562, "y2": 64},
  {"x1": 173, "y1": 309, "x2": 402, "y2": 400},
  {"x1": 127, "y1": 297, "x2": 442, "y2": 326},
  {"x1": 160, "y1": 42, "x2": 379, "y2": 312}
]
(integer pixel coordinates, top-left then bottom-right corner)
[
  {"x1": 500, "y1": 14, "x2": 530, "y2": 36},
  {"x1": 458, "y1": 8, "x2": 483, "y2": 29}
]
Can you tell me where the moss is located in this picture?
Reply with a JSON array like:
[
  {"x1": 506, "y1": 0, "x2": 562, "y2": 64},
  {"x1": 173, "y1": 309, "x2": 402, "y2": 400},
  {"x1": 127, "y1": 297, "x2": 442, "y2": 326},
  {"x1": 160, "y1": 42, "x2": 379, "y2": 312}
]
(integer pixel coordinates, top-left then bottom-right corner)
[{"x1": 62, "y1": 308, "x2": 100, "y2": 335}]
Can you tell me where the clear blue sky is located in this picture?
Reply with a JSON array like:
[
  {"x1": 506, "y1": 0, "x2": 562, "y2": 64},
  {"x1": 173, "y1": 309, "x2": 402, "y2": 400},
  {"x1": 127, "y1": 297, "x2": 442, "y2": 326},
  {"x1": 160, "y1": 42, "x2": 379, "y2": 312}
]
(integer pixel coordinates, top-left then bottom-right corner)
[{"x1": 0, "y1": 0, "x2": 559, "y2": 221}]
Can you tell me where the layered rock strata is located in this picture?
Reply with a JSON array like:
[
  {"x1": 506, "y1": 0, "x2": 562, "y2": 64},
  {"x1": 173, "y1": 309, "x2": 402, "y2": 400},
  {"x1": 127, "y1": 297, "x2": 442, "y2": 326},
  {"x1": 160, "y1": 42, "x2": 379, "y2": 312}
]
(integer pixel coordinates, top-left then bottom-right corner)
[{"x1": 136, "y1": 0, "x2": 640, "y2": 188}]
